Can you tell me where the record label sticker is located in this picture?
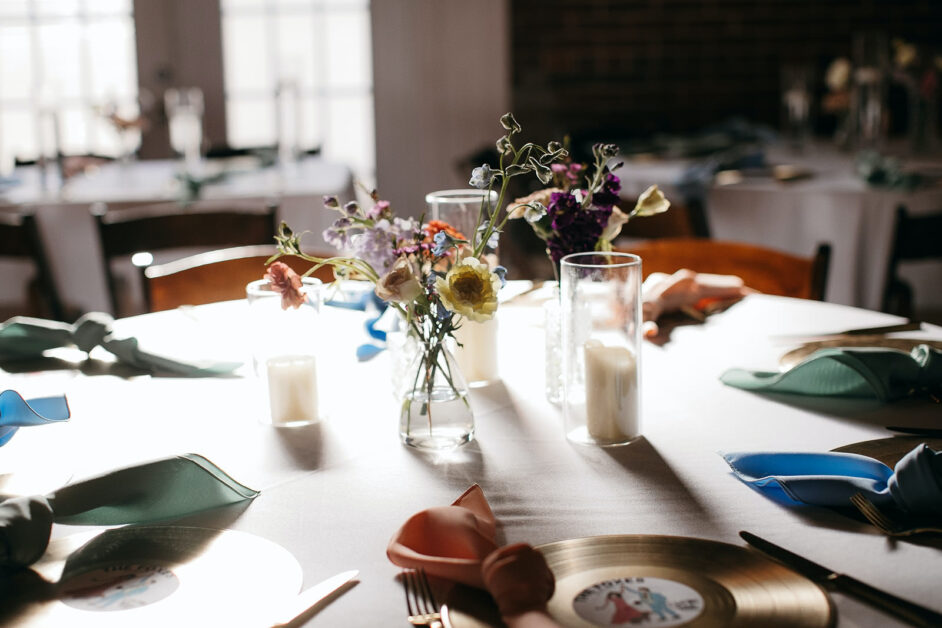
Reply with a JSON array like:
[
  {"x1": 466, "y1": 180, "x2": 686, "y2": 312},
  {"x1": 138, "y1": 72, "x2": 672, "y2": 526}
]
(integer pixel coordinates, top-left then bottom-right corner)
[
  {"x1": 59, "y1": 564, "x2": 180, "y2": 612},
  {"x1": 572, "y1": 577, "x2": 703, "y2": 626}
]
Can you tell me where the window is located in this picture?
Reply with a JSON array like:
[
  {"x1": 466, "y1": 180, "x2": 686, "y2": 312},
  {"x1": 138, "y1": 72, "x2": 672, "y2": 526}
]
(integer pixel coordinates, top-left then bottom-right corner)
[
  {"x1": 220, "y1": 0, "x2": 374, "y2": 182},
  {"x1": 0, "y1": 0, "x2": 138, "y2": 166}
]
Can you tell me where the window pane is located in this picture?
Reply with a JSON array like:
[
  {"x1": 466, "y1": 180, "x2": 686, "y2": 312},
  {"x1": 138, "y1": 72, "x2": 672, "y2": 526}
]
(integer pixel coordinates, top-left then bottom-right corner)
[
  {"x1": 223, "y1": 15, "x2": 273, "y2": 94},
  {"x1": 325, "y1": 94, "x2": 373, "y2": 177},
  {"x1": 227, "y1": 98, "x2": 277, "y2": 147},
  {"x1": 0, "y1": 1, "x2": 30, "y2": 18},
  {"x1": 37, "y1": 23, "x2": 83, "y2": 100},
  {"x1": 86, "y1": 19, "x2": 138, "y2": 101},
  {"x1": 35, "y1": 0, "x2": 80, "y2": 18},
  {"x1": 275, "y1": 14, "x2": 320, "y2": 92},
  {"x1": 85, "y1": 0, "x2": 133, "y2": 18},
  {"x1": 297, "y1": 95, "x2": 323, "y2": 149},
  {"x1": 325, "y1": 10, "x2": 371, "y2": 89},
  {"x1": 2, "y1": 110, "x2": 38, "y2": 162},
  {"x1": 0, "y1": 26, "x2": 33, "y2": 102},
  {"x1": 221, "y1": 0, "x2": 267, "y2": 11}
]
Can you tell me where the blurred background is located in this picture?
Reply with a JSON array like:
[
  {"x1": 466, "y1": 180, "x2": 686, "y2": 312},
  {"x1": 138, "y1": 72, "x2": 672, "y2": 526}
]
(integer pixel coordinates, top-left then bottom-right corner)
[{"x1": 1, "y1": 0, "x2": 941, "y2": 321}]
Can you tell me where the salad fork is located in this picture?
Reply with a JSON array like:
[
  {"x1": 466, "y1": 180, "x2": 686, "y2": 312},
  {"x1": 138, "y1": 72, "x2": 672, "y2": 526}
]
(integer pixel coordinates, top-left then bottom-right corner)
[
  {"x1": 851, "y1": 493, "x2": 942, "y2": 537},
  {"x1": 402, "y1": 569, "x2": 443, "y2": 627}
]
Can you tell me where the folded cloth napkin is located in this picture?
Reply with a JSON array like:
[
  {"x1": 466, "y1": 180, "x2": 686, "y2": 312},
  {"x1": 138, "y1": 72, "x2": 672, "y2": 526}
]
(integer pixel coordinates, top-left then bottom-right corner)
[
  {"x1": 0, "y1": 390, "x2": 70, "y2": 447},
  {"x1": 642, "y1": 270, "x2": 750, "y2": 338},
  {"x1": 0, "y1": 453, "x2": 257, "y2": 570},
  {"x1": 721, "y1": 345, "x2": 942, "y2": 402},
  {"x1": 722, "y1": 444, "x2": 942, "y2": 517},
  {"x1": 387, "y1": 485, "x2": 559, "y2": 626},
  {"x1": 0, "y1": 313, "x2": 240, "y2": 376}
]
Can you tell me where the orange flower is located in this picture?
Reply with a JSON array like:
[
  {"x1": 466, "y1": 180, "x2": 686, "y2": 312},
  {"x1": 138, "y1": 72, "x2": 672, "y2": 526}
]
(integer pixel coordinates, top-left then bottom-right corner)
[
  {"x1": 424, "y1": 220, "x2": 466, "y2": 244},
  {"x1": 264, "y1": 261, "x2": 306, "y2": 309}
]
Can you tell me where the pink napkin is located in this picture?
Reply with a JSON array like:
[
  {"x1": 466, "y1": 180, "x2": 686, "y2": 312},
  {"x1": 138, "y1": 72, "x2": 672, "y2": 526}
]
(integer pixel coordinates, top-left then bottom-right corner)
[
  {"x1": 642, "y1": 269, "x2": 752, "y2": 338},
  {"x1": 386, "y1": 484, "x2": 498, "y2": 588}
]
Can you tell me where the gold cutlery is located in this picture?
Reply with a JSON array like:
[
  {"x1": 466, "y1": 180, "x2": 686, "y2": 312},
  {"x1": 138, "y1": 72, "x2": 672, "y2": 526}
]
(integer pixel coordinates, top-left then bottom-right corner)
[
  {"x1": 850, "y1": 493, "x2": 942, "y2": 538},
  {"x1": 402, "y1": 569, "x2": 443, "y2": 627}
]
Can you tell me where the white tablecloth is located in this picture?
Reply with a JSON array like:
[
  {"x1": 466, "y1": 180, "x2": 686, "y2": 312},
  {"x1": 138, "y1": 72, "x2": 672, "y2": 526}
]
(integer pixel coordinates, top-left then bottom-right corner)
[
  {"x1": 2, "y1": 290, "x2": 941, "y2": 626},
  {"x1": 615, "y1": 144, "x2": 942, "y2": 311},
  {"x1": 0, "y1": 157, "x2": 354, "y2": 314}
]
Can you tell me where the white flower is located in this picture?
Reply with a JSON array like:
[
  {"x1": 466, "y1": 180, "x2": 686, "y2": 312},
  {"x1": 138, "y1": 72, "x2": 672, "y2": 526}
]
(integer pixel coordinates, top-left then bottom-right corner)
[
  {"x1": 600, "y1": 206, "x2": 629, "y2": 242},
  {"x1": 632, "y1": 185, "x2": 670, "y2": 217},
  {"x1": 825, "y1": 57, "x2": 852, "y2": 91}
]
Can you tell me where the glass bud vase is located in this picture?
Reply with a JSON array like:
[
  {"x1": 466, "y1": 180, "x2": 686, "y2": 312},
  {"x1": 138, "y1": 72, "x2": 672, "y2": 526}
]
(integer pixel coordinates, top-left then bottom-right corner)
[{"x1": 397, "y1": 333, "x2": 474, "y2": 450}]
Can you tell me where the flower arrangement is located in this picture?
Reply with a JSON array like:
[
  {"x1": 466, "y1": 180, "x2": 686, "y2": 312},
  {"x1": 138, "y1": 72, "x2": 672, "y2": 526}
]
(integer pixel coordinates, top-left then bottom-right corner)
[
  {"x1": 269, "y1": 113, "x2": 570, "y2": 448},
  {"x1": 505, "y1": 143, "x2": 670, "y2": 273}
]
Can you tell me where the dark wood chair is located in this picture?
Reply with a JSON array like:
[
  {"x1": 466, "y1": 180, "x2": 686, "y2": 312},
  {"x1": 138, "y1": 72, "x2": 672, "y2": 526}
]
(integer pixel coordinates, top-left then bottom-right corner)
[
  {"x1": 140, "y1": 245, "x2": 337, "y2": 312},
  {"x1": 882, "y1": 204, "x2": 942, "y2": 317},
  {"x1": 92, "y1": 200, "x2": 279, "y2": 315},
  {"x1": 616, "y1": 238, "x2": 831, "y2": 300},
  {"x1": 0, "y1": 209, "x2": 65, "y2": 320}
]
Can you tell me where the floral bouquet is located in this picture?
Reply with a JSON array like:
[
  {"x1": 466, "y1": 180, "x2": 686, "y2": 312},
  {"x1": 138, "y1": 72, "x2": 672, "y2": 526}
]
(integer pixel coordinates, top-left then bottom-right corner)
[
  {"x1": 269, "y1": 113, "x2": 569, "y2": 449},
  {"x1": 505, "y1": 143, "x2": 670, "y2": 274}
]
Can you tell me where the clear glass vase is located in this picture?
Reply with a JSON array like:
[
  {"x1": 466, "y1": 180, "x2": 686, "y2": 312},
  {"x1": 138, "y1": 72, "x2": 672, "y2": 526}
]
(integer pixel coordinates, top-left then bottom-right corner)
[{"x1": 397, "y1": 332, "x2": 474, "y2": 450}]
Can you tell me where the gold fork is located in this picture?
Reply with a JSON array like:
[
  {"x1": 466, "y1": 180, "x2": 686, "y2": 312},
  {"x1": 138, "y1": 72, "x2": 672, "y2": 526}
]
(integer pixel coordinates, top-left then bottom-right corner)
[
  {"x1": 402, "y1": 569, "x2": 444, "y2": 627},
  {"x1": 851, "y1": 493, "x2": 942, "y2": 537}
]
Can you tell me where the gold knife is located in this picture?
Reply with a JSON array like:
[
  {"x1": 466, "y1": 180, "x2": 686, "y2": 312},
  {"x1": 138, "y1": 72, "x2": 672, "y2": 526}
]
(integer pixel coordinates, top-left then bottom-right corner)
[
  {"x1": 740, "y1": 531, "x2": 942, "y2": 627},
  {"x1": 269, "y1": 569, "x2": 359, "y2": 627}
]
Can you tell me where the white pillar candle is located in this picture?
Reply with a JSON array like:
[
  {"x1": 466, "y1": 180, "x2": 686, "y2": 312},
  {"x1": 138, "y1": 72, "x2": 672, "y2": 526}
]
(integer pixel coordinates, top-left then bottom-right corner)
[
  {"x1": 583, "y1": 340, "x2": 639, "y2": 441},
  {"x1": 266, "y1": 355, "x2": 319, "y2": 425},
  {"x1": 453, "y1": 317, "x2": 499, "y2": 385}
]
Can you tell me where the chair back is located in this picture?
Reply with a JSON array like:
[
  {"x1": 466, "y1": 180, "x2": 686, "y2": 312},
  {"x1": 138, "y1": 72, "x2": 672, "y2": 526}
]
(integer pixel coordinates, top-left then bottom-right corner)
[
  {"x1": 0, "y1": 209, "x2": 65, "y2": 319},
  {"x1": 142, "y1": 245, "x2": 337, "y2": 312},
  {"x1": 882, "y1": 205, "x2": 942, "y2": 316},
  {"x1": 616, "y1": 238, "x2": 831, "y2": 300},
  {"x1": 92, "y1": 200, "x2": 278, "y2": 315}
]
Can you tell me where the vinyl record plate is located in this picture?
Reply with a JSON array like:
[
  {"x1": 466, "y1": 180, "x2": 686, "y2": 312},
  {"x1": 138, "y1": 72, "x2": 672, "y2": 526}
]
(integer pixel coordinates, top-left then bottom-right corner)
[
  {"x1": 444, "y1": 535, "x2": 832, "y2": 628},
  {"x1": 832, "y1": 436, "x2": 942, "y2": 468},
  {"x1": 1, "y1": 525, "x2": 303, "y2": 627}
]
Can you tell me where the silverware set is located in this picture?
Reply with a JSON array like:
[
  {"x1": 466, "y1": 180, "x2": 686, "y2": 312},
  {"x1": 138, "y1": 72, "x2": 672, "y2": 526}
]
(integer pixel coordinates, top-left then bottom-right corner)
[
  {"x1": 851, "y1": 493, "x2": 942, "y2": 537},
  {"x1": 402, "y1": 569, "x2": 444, "y2": 627}
]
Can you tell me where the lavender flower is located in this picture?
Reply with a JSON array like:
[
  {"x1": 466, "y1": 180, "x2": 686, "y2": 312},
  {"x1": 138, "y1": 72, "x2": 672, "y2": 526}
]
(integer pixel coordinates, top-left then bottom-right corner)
[{"x1": 469, "y1": 164, "x2": 494, "y2": 189}]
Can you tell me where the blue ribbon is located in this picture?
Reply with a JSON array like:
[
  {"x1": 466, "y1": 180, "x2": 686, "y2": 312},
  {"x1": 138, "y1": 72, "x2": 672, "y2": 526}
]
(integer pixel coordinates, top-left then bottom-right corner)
[{"x1": 0, "y1": 390, "x2": 70, "y2": 447}]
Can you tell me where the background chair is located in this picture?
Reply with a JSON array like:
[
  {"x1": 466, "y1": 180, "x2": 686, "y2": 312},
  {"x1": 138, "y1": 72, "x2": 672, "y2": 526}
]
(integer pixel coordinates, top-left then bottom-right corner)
[
  {"x1": 0, "y1": 209, "x2": 66, "y2": 320},
  {"x1": 882, "y1": 204, "x2": 942, "y2": 318},
  {"x1": 92, "y1": 200, "x2": 278, "y2": 316},
  {"x1": 141, "y1": 244, "x2": 337, "y2": 312},
  {"x1": 616, "y1": 238, "x2": 831, "y2": 300}
]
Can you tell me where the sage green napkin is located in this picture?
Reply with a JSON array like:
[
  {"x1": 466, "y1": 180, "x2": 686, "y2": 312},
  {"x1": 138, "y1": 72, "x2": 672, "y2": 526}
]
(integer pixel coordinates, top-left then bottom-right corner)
[
  {"x1": 721, "y1": 345, "x2": 942, "y2": 402},
  {"x1": 0, "y1": 453, "x2": 257, "y2": 569},
  {"x1": 0, "y1": 313, "x2": 240, "y2": 376}
]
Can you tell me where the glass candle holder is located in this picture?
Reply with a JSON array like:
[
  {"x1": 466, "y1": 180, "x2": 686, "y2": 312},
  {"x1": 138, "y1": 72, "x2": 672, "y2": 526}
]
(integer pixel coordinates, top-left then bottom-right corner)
[
  {"x1": 560, "y1": 252, "x2": 642, "y2": 447},
  {"x1": 246, "y1": 277, "x2": 322, "y2": 426}
]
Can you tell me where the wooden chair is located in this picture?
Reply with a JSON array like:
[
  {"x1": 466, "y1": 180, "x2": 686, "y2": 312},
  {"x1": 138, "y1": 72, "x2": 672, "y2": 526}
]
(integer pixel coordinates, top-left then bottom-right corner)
[
  {"x1": 140, "y1": 244, "x2": 337, "y2": 312},
  {"x1": 882, "y1": 204, "x2": 942, "y2": 317},
  {"x1": 0, "y1": 209, "x2": 65, "y2": 320},
  {"x1": 616, "y1": 238, "x2": 831, "y2": 300},
  {"x1": 92, "y1": 200, "x2": 278, "y2": 315}
]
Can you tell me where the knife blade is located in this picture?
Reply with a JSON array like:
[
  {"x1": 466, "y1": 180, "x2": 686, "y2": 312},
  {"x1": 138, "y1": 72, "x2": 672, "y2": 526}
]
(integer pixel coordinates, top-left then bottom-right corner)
[
  {"x1": 269, "y1": 569, "x2": 358, "y2": 627},
  {"x1": 770, "y1": 320, "x2": 924, "y2": 343},
  {"x1": 740, "y1": 531, "x2": 942, "y2": 627},
  {"x1": 886, "y1": 426, "x2": 942, "y2": 438}
]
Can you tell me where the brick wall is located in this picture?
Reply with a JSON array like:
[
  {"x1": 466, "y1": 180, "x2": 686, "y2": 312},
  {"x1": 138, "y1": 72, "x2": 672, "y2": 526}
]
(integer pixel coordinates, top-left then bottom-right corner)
[{"x1": 510, "y1": 0, "x2": 942, "y2": 144}]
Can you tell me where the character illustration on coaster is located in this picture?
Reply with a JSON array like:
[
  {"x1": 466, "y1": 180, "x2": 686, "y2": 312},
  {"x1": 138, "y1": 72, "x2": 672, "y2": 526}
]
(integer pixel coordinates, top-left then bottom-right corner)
[
  {"x1": 572, "y1": 577, "x2": 702, "y2": 627},
  {"x1": 60, "y1": 564, "x2": 179, "y2": 612}
]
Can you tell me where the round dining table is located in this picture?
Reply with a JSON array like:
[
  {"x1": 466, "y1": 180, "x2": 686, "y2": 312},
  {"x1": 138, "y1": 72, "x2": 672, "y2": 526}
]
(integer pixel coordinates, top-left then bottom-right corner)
[{"x1": 2, "y1": 286, "x2": 941, "y2": 627}]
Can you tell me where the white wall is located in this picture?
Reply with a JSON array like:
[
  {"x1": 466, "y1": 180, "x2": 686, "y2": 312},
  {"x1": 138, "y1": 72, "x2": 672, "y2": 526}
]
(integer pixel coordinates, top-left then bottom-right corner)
[{"x1": 371, "y1": 0, "x2": 511, "y2": 214}]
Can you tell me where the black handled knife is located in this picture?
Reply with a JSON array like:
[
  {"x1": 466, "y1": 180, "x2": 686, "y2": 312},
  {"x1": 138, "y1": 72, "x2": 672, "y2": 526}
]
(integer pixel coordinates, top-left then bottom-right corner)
[{"x1": 740, "y1": 531, "x2": 942, "y2": 627}]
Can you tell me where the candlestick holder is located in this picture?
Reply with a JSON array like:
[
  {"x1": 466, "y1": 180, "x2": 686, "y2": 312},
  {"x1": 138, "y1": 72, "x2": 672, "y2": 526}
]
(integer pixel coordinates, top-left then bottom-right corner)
[
  {"x1": 246, "y1": 277, "x2": 323, "y2": 426},
  {"x1": 560, "y1": 252, "x2": 642, "y2": 446}
]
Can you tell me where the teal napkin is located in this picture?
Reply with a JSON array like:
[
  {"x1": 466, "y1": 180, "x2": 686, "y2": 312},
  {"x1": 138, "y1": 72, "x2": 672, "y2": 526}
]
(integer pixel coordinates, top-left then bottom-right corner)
[
  {"x1": 0, "y1": 453, "x2": 257, "y2": 569},
  {"x1": 721, "y1": 345, "x2": 942, "y2": 402},
  {"x1": 0, "y1": 313, "x2": 240, "y2": 376},
  {"x1": 0, "y1": 390, "x2": 70, "y2": 447}
]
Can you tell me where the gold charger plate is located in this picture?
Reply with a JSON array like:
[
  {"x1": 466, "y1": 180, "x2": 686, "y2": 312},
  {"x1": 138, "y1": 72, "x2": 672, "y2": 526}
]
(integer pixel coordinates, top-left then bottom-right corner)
[
  {"x1": 1, "y1": 525, "x2": 303, "y2": 627},
  {"x1": 444, "y1": 535, "x2": 832, "y2": 628},
  {"x1": 832, "y1": 436, "x2": 942, "y2": 468},
  {"x1": 779, "y1": 337, "x2": 942, "y2": 369}
]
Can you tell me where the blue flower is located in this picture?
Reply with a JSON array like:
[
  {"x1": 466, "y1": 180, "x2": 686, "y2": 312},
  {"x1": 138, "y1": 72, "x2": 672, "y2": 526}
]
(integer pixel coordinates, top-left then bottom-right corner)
[
  {"x1": 493, "y1": 265, "x2": 507, "y2": 288},
  {"x1": 476, "y1": 224, "x2": 500, "y2": 250},
  {"x1": 469, "y1": 164, "x2": 494, "y2": 189},
  {"x1": 432, "y1": 230, "x2": 455, "y2": 256}
]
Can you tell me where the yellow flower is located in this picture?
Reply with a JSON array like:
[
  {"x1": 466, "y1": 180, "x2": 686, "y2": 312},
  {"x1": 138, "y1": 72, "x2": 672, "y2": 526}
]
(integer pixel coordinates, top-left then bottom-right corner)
[
  {"x1": 435, "y1": 257, "x2": 500, "y2": 322},
  {"x1": 633, "y1": 184, "x2": 670, "y2": 217}
]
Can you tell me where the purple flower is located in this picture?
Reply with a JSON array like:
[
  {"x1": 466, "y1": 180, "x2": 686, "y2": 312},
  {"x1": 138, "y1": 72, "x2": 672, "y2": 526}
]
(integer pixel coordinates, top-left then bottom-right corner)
[
  {"x1": 545, "y1": 192, "x2": 613, "y2": 264},
  {"x1": 591, "y1": 172, "x2": 621, "y2": 210},
  {"x1": 367, "y1": 200, "x2": 390, "y2": 219}
]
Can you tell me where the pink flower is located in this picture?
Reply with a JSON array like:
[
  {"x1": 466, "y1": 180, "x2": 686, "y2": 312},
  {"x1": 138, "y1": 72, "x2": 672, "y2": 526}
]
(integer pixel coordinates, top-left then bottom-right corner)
[{"x1": 264, "y1": 262, "x2": 306, "y2": 309}]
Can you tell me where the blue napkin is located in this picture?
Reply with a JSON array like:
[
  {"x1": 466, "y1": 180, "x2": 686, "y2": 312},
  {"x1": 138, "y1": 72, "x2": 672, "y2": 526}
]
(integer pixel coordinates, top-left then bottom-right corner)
[
  {"x1": 0, "y1": 390, "x2": 70, "y2": 447},
  {"x1": 0, "y1": 313, "x2": 240, "y2": 376},
  {"x1": 0, "y1": 453, "x2": 257, "y2": 569},
  {"x1": 721, "y1": 345, "x2": 942, "y2": 402},
  {"x1": 722, "y1": 444, "x2": 942, "y2": 517}
]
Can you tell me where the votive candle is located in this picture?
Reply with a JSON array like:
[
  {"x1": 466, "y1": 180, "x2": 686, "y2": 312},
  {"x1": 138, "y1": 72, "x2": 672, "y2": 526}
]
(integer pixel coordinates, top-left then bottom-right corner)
[
  {"x1": 266, "y1": 355, "x2": 319, "y2": 425},
  {"x1": 453, "y1": 317, "x2": 499, "y2": 385}
]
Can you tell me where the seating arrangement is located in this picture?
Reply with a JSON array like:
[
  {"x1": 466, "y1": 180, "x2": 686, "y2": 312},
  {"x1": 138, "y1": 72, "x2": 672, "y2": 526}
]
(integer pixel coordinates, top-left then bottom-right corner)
[
  {"x1": 92, "y1": 200, "x2": 279, "y2": 315},
  {"x1": 882, "y1": 204, "x2": 942, "y2": 318},
  {"x1": 617, "y1": 238, "x2": 831, "y2": 300},
  {"x1": 0, "y1": 209, "x2": 65, "y2": 320},
  {"x1": 140, "y1": 244, "x2": 337, "y2": 312}
]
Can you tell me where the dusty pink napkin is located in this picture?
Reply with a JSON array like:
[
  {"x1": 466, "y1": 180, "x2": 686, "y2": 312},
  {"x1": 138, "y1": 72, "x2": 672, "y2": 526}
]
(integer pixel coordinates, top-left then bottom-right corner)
[
  {"x1": 386, "y1": 484, "x2": 498, "y2": 588},
  {"x1": 642, "y1": 269, "x2": 752, "y2": 337}
]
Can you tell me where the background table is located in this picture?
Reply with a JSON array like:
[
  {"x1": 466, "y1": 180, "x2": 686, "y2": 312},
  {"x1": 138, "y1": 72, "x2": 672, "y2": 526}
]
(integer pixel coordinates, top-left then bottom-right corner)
[{"x1": 2, "y1": 290, "x2": 941, "y2": 626}]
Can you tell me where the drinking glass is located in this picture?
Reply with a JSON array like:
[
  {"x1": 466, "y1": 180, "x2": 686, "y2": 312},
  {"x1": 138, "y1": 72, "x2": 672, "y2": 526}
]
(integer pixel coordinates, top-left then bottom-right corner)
[
  {"x1": 164, "y1": 87, "x2": 204, "y2": 177},
  {"x1": 561, "y1": 252, "x2": 642, "y2": 446},
  {"x1": 246, "y1": 277, "x2": 323, "y2": 426}
]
